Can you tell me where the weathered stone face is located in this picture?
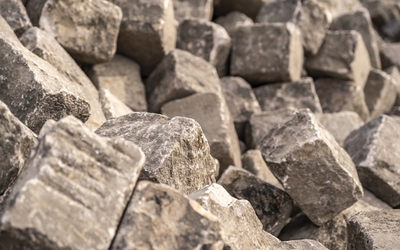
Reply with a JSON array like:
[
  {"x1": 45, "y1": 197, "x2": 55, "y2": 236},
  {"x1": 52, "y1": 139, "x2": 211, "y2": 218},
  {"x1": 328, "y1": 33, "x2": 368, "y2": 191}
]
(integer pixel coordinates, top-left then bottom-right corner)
[
  {"x1": 0, "y1": 116, "x2": 145, "y2": 250},
  {"x1": 189, "y1": 183, "x2": 281, "y2": 250},
  {"x1": 113, "y1": 0, "x2": 176, "y2": 76},
  {"x1": 95, "y1": 112, "x2": 217, "y2": 195},
  {"x1": 0, "y1": 0, "x2": 32, "y2": 37},
  {"x1": 98, "y1": 89, "x2": 133, "y2": 120},
  {"x1": 280, "y1": 239, "x2": 329, "y2": 250},
  {"x1": 214, "y1": 11, "x2": 254, "y2": 38},
  {"x1": 261, "y1": 110, "x2": 363, "y2": 226},
  {"x1": 318, "y1": 0, "x2": 362, "y2": 18},
  {"x1": 173, "y1": 0, "x2": 213, "y2": 23},
  {"x1": 213, "y1": 0, "x2": 267, "y2": 20},
  {"x1": 218, "y1": 166, "x2": 293, "y2": 236},
  {"x1": 380, "y1": 43, "x2": 400, "y2": 69},
  {"x1": 111, "y1": 181, "x2": 227, "y2": 250},
  {"x1": 26, "y1": 0, "x2": 122, "y2": 64},
  {"x1": 344, "y1": 115, "x2": 400, "y2": 207},
  {"x1": 230, "y1": 23, "x2": 303, "y2": 85}
]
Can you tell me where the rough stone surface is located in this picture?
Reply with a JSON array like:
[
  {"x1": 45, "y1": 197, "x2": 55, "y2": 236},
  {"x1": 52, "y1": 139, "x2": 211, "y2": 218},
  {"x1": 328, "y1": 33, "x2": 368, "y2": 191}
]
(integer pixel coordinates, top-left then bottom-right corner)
[
  {"x1": 0, "y1": 101, "x2": 36, "y2": 195},
  {"x1": 256, "y1": 0, "x2": 331, "y2": 55},
  {"x1": 347, "y1": 210, "x2": 400, "y2": 250},
  {"x1": 189, "y1": 183, "x2": 281, "y2": 250},
  {"x1": 380, "y1": 43, "x2": 400, "y2": 69},
  {"x1": 113, "y1": 0, "x2": 176, "y2": 76},
  {"x1": 213, "y1": 0, "x2": 271, "y2": 20},
  {"x1": 0, "y1": 15, "x2": 19, "y2": 42},
  {"x1": 261, "y1": 110, "x2": 364, "y2": 226},
  {"x1": 87, "y1": 54, "x2": 147, "y2": 112},
  {"x1": 280, "y1": 240, "x2": 329, "y2": 250},
  {"x1": 146, "y1": 49, "x2": 221, "y2": 113},
  {"x1": 241, "y1": 150, "x2": 283, "y2": 189},
  {"x1": 111, "y1": 181, "x2": 226, "y2": 250},
  {"x1": 0, "y1": 116, "x2": 145, "y2": 250},
  {"x1": 306, "y1": 30, "x2": 371, "y2": 88},
  {"x1": 19, "y1": 27, "x2": 106, "y2": 130},
  {"x1": 253, "y1": 77, "x2": 322, "y2": 113},
  {"x1": 173, "y1": 0, "x2": 213, "y2": 23},
  {"x1": 218, "y1": 166, "x2": 293, "y2": 236},
  {"x1": 177, "y1": 18, "x2": 231, "y2": 76},
  {"x1": 384, "y1": 66, "x2": 400, "y2": 114},
  {"x1": 316, "y1": 112, "x2": 364, "y2": 147},
  {"x1": 0, "y1": 0, "x2": 32, "y2": 37},
  {"x1": 99, "y1": 88, "x2": 133, "y2": 119},
  {"x1": 330, "y1": 8, "x2": 381, "y2": 69},
  {"x1": 230, "y1": 23, "x2": 303, "y2": 85},
  {"x1": 162, "y1": 92, "x2": 241, "y2": 174},
  {"x1": 95, "y1": 112, "x2": 217, "y2": 195},
  {"x1": 344, "y1": 115, "x2": 400, "y2": 207},
  {"x1": 314, "y1": 78, "x2": 370, "y2": 121},
  {"x1": 279, "y1": 213, "x2": 347, "y2": 250},
  {"x1": 0, "y1": 33, "x2": 90, "y2": 134},
  {"x1": 26, "y1": 0, "x2": 122, "y2": 64},
  {"x1": 319, "y1": 0, "x2": 362, "y2": 18},
  {"x1": 360, "y1": 0, "x2": 400, "y2": 28},
  {"x1": 220, "y1": 76, "x2": 261, "y2": 139},
  {"x1": 245, "y1": 108, "x2": 297, "y2": 149},
  {"x1": 214, "y1": 11, "x2": 254, "y2": 38}
]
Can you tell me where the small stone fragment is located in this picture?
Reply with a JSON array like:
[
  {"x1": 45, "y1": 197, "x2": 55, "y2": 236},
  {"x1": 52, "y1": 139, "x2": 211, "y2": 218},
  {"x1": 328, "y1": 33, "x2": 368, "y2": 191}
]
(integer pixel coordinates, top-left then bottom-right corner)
[
  {"x1": 218, "y1": 166, "x2": 293, "y2": 236},
  {"x1": 213, "y1": 0, "x2": 268, "y2": 20},
  {"x1": 364, "y1": 69, "x2": 397, "y2": 118},
  {"x1": 26, "y1": 0, "x2": 122, "y2": 64},
  {"x1": 99, "y1": 88, "x2": 133, "y2": 119},
  {"x1": 253, "y1": 77, "x2": 322, "y2": 113},
  {"x1": 173, "y1": 0, "x2": 213, "y2": 23},
  {"x1": 111, "y1": 181, "x2": 226, "y2": 250},
  {"x1": 87, "y1": 54, "x2": 147, "y2": 112},
  {"x1": 189, "y1": 183, "x2": 281, "y2": 250},
  {"x1": 230, "y1": 23, "x2": 303, "y2": 85},
  {"x1": 306, "y1": 30, "x2": 371, "y2": 88},
  {"x1": 0, "y1": 0, "x2": 32, "y2": 37},
  {"x1": 146, "y1": 49, "x2": 221, "y2": 113},
  {"x1": 316, "y1": 112, "x2": 364, "y2": 147},
  {"x1": 280, "y1": 239, "x2": 329, "y2": 250},
  {"x1": 177, "y1": 18, "x2": 231, "y2": 76},
  {"x1": 330, "y1": 8, "x2": 381, "y2": 69},
  {"x1": 162, "y1": 92, "x2": 241, "y2": 174},
  {"x1": 0, "y1": 101, "x2": 36, "y2": 195},
  {"x1": 314, "y1": 78, "x2": 370, "y2": 121},
  {"x1": 347, "y1": 210, "x2": 400, "y2": 250},
  {"x1": 113, "y1": 0, "x2": 176, "y2": 76},
  {"x1": 380, "y1": 43, "x2": 400, "y2": 69},
  {"x1": 220, "y1": 76, "x2": 261, "y2": 139},
  {"x1": 0, "y1": 116, "x2": 145, "y2": 249},
  {"x1": 256, "y1": 0, "x2": 331, "y2": 55},
  {"x1": 344, "y1": 115, "x2": 400, "y2": 207},
  {"x1": 261, "y1": 110, "x2": 363, "y2": 226},
  {"x1": 214, "y1": 11, "x2": 254, "y2": 38},
  {"x1": 95, "y1": 112, "x2": 217, "y2": 195}
]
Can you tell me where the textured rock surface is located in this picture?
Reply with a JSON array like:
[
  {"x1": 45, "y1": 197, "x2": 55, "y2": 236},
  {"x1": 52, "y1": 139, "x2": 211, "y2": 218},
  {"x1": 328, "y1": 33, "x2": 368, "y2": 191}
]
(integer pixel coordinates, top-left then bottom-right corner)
[
  {"x1": 245, "y1": 108, "x2": 297, "y2": 149},
  {"x1": 95, "y1": 112, "x2": 217, "y2": 195},
  {"x1": 330, "y1": 8, "x2": 381, "y2": 69},
  {"x1": 314, "y1": 78, "x2": 370, "y2": 121},
  {"x1": 113, "y1": 0, "x2": 176, "y2": 76},
  {"x1": 280, "y1": 239, "x2": 329, "y2": 250},
  {"x1": 360, "y1": 0, "x2": 400, "y2": 28},
  {"x1": 344, "y1": 115, "x2": 400, "y2": 207},
  {"x1": 26, "y1": 0, "x2": 122, "y2": 64},
  {"x1": 230, "y1": 23, "x2": 303, "y2": 85},
  {"x1": 256, "y1": 0, "x2": 331, "y2": 55},
  {"x1": 306, "y1": 31, "x2": 371, "y2": 88},
  {"x1": 19, "y1": 27, "x2": 106, "y2": 130},
  {"x1": 0, "y1": 116, "x2": 145, "y2": 249},
  {"x1": 213, "y1": 0, "x2": 267, "y2": 20},
  {"x1": 173, "y1": 0, "x2": 213, "y2": 23},
  {"x1": 385, "y1": 66, "x2": 400, "y2": 114},
  {"x1": 99, "y1": 88, "x2": 133, "y2": 119},
  {"x1": 0, "y1": 15, "x2": 19, "y2": 42},
  {"x1": 220, "y1": 77, "x2": 261, "y2": 139},
  {"x1": 0, "y1": 101, "x2": 36, "y2": 195},
  {"x1": 218, "y1": 166, "x2": 293, "y2": 236},
  {"x1": 253, "y1": 77, "x2": 322, "y2": 113},
  {"x1": 190, "y1": 183, "x2": 281, "y2": 250},
  {"x1": 0, "y1": 0, "x2": 32, "y2": 37},
  {"x1": 318, "y1": 0, "x2": 362, "y2": 18},
  {"x1": 111, "y1": 181, "x2": 226, "y2": 250},
  {"x1": 261, "y1": 110, "x2": 363, "y2": 226},
  {"x1": 146, "y1": 49, "x2": 221, "y2": 113},
  {"x1": 214, "y1": 11, "x2": 254, "y2": 38},
  {"x1": 162, "y1": 92, "x2": 241, "y2": 174},
  {"x1": 347, "y1": 210, "x2": 400, "y2": 250},
  {"x1": 177, "y1": 19, "x2": 231, "y2": 76},
  {"x1": 316, "y1": 112, "x2": 364, "y2": 147},
  {"x1": 87, "y1": 54, "x2": 147, "y2": 112},
  {"x1": 380, "y1": 43, "x2": 400, "y2": 69}
]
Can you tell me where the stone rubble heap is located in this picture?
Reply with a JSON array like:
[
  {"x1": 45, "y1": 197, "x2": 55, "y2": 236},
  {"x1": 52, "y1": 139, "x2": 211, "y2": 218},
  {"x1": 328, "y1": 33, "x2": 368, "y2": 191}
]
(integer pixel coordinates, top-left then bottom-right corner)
[{"x1": 0, "y1": 0, "x2": 399, "y2": 249}]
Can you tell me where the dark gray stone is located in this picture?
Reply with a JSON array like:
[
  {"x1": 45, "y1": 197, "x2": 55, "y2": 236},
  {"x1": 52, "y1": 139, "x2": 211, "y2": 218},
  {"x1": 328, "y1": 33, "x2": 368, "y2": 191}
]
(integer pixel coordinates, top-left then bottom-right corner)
[
  {"x1": 213, "y1": 0, "x2": 270, "y2": 20},
  {"x1": 95, "y1": 112, "x2": 217, "y2": 195},
  {"x1": 173, "y1": 0, "x2": 213, "y2": 23},
  {"x1": 0, "y1": 116, "x2": 145, "y2": 250},
  {"x1": 98, "y1": 88, "x2": 133, "y2": 119},
  {"x1": 261, "y1": 110, "x2": 363, "y2": 226},
  {"x1": 214, "y1": 11, "x2": 253, "y2": 38},
  {"x1": 0, "y1": 0, "x2": 32, "y2": 37},
  {"x1": 380, "y1": 43, "x2": 400, "y2": 69},
  {"x1": 360, "y1": 0, "x2": 400, "y2": 28}
]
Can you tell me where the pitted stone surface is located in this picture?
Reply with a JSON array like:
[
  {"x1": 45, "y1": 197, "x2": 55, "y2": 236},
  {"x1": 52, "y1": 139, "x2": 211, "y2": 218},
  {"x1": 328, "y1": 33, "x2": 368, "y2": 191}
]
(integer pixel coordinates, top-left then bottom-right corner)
[{"x1": 0, "y1": 0, "x2": 32, "y2": 37}]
